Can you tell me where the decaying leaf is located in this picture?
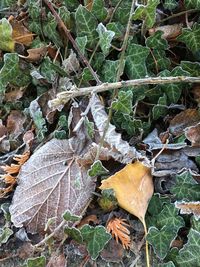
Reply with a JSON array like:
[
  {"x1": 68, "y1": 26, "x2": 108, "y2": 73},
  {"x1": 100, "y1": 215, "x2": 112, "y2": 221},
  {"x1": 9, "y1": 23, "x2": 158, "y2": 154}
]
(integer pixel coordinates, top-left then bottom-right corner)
[
  {"x1": 185, "y1": 123, "x2": 200, "y2": 146},
  {"x1": 99, "y1": 162, "x2": 153, "y2": 223},
  {"x1": 175, "y1": 201, "x2": 200, "y2": 220},
  {"x1": 9, "y1": 138, "x2": 95, "y2": 234},
  {"x1": 19, "y1": 47, "x2": 48, "y2": 62},
  {"x1": 106, "y1": 217, "x2": 131, "y2": 249},
  {"x1": 149, "y1": 23, "x2": 183, "y2": 40}
]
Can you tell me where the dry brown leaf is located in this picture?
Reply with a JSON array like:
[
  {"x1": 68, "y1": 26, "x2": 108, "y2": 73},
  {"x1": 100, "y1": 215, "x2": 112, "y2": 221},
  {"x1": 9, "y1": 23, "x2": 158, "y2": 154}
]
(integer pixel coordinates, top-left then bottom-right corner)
[
  {"x1": 19, "y1": 47, "x2": 48, "y2": 62},
  {"x1": 78, "y1": 214, "x2": 99, "y2": 228},
  {"x1": 6, "y1": 110, "x2": 26, "y2": 138},
  {"x1": 185, "y1": 123, "x2": 200, "y2": 146},
  {"x1": 107, "y1": 217, "x2": 131, "y2": 249},
  {"x1": 9, "y1": 138, "x2": 95, "y2": 234},
  {"x1": 175, "y1": 201, "x2": 200, "y2": 220},
  {"x1": 149, "y1": 23, "x2": 183, "y2": 40},
  {"x1": 169, "y1": 109, "x2": 200, "y2": 136},
  {"x1": 85, "y1": 0, "x2": 94, "y2": 10},
  {"x1": 99, "y1": 162, "x2": 153, "y2": 223}
]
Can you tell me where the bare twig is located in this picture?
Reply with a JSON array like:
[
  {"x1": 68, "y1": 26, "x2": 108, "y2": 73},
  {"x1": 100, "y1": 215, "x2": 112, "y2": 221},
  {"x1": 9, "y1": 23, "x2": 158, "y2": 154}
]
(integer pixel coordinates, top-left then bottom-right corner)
[
  {"x1": 49, "y1": 76, "x2": 200, "y2": 108},
  {"x1": 43, "y1": 0, "x2": 101, "y2": 84}
]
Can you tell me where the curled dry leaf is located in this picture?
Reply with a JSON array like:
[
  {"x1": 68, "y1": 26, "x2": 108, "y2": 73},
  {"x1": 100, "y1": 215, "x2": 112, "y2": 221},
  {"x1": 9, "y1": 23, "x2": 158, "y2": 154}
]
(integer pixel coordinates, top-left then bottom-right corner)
[
  {"x1": 185, "y1": 122, "x2": 200, "y2": 146},
  {"x1": 9, "y1": 138, "x2": 95, "y2": 234},
  {"x1": 99, "y1": 162, "x2": 153, "y2": 223},
  {"x1": 175, "y1": 201, "x2": 200, "y2": 220},
  {"x1": 149, "y1": 23, "x2": 183, "y2": 40},
  {"x1": 169, "y1": 109, "x2": 200, "y2": 136},
  {"x1": 106, "y1": 217, "x2": 131, "y2": 249},
  {"x1": 19, "y1": 47, "x2": 48, "y2": 62}
]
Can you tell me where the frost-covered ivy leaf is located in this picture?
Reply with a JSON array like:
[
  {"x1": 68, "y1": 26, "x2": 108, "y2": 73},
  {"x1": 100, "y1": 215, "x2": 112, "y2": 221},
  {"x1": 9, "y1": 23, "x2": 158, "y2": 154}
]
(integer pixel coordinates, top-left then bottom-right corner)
[
  {"x1": 147, "y1": 226, "x2": 177, "y2": 259},
  {"x1": 29, "y1": 99, "x2": 47, "y2": 141},
  {"x1": 112, "y1": 90, "x2": 133, "y2": 115},
  {"x1": 157, "y1": 203, "x2": 185, "y2": 231},
  {"x1": 121, "y1": 116, "x2": 143, "y2": 136},
  {"x1": 101, "y1": 60, "x2": 123, "y2": 82},
  {"x1": 91, "y1": 0, "x2": 108, "y2": 21},
  {"x1": 181, "y1": 61, "x2": 200, "y2": 76},
  {"x1": 25, "y1": 256, "x2": 46, "y2": 267},
  {"x1": 132, "y1": 0, "x2": 160, "y2": 28},
  {"x1": 107, "y1": 22, "x2": 124, "y2": 39},
  {"x1": 96, "y1": 23, "x2": 115, "y2": 56},
  {"x1": 88, "y1": 160, "x2": 109, "y2": 177},
  {"x1": 10, "y1": 138, "x2": 96, "y2": 234},
  {"x1": 163, "y1": 0, "x2": 178, "y2": 10},
  {"x1": 146, "y1": 31, "x2": 169, "y2": 50},
  {"x1": 152, "y1": 94, "x2": 168, "y2": 120},
  {"x1": 84, "y1": 116, "x2": 94, "y2": 138},
  {"x1": 63, "y1": 210, "x2": 82, "y2": 222},
  {"x1": 80, "y1": 225, "x2": 111, "y2": 260},
  {"x1": 75, "y1": 5, "x2": 98, "y2": 47},
  {"x1": 125, "y1": 44, "x2": 150, "y2": 79},
  {"x1": 177, "y1": 23, "x2": 200, "y2": 53},
  {"x1": 64, "y1": 226, "x2": 83, "y2": 243},
  {"x1": 184, "y1": 0, "x2": 200, "y2": 9},
  {"x1": 176, "y1": 229, "x2": 200, "y2": 266},
  {"x1": 0, "y1": 18, "x2": 15, "y2": 52},
  {"x1": 0, "y1": 227, "x2": 13, "y2": 245},
  {"x1": 170, "y1": 171, "x2": 200, "y2": 201},
  {"x1": 0, "y1": 53, "x2": 31, "y2": 97},
  {"x1": 76, "y1": 36, "x2": 88, "y2": 55},
  {"x1": 159, "y1": 67, "x2": 190, "y2": 103}
]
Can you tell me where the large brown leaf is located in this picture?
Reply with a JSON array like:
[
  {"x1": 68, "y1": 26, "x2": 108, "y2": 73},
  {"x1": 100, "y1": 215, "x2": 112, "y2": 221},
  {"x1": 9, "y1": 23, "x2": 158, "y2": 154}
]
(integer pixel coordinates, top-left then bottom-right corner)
[{"x1": 9, "y1": 138, "x2": 95, "y2": 234}]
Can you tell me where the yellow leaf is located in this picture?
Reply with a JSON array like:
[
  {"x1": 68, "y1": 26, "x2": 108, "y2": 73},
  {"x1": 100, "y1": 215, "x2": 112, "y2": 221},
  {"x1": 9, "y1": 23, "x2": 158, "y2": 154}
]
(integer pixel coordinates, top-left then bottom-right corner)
[
  {"x1": 0, "y1": 18, "x2": 15, "y2": 52},
  {"x1": 99, "y1": 162, "x2": 153, "y2": 223}
]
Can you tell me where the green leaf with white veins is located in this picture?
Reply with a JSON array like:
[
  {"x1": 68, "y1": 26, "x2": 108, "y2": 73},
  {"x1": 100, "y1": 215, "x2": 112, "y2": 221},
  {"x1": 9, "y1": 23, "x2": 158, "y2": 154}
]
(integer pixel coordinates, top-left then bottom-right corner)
[
  {"x1": 80, "y1": 225, "x2": 111, "y2": 260},
  {"x1": 76, "y1": 36, "x2": 88, "y2": 55},
  {"x1": 181, "y1": 61, "x2": 200, "y2": 76},
  {"x1": 96, "y1": 23, "x2": 115, "y2": 56},
  {"x1": 112, "y1": 90, "x2": 133, "y2": 115},
  {"x1": 91, "y1": 0, "x2": 108, "y2": 21},
  {"x1": 184, "y1": 0, "x2": 200, "y2": 9},
  {"x1": 75, "y1": 5, "x2": 98, "y2": 48},
  {"x1": 0, "y1": 53, "x2": 30, "y2": 98},
  {"x1": 157, "y1": 203, "x2": 185, "y2": 231},
  {"x1": 164, "y1": 0, "x2": 178, "y2": 10},
  {"x1": 147, "y1": 226, "x2": 178, "y2": 259},
  {"x1": 125, "y1": 44, "x2": 150, "y2": 79},
  {"x1": 152, "y1": 94, "x2": 168, "y2": 120},
  {"x1": 159, "y1": 67, "x2": 189, "y2": 103},
  {"x1": 177, "y1": 23, "x2": 200, "y2": 53},
  {"x1": 101, "y1": 60, "x2": 124, "y2": 82},
  {"x1": 176, "y1": 229, "x2": 200, "y2": 267},
  {"x1": 146, "y1": 31, "x2": 169, "y2": 50},
  {"x1": 132, "y1": 0, "x2": 160, "y2": 28},
  {"x1": 88, "y1": 160, "x2": 109, "y2": 177}
]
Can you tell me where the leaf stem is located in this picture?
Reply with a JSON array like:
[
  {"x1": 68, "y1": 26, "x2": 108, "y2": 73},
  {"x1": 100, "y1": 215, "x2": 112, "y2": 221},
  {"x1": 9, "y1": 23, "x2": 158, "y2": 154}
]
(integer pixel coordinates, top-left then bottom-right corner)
[
  {"x1": 42, "y1": 0, "x2": 101, "y2": 85},
  {"x1": 142, "y1": 218, "x2": 150, "y2": 267}
]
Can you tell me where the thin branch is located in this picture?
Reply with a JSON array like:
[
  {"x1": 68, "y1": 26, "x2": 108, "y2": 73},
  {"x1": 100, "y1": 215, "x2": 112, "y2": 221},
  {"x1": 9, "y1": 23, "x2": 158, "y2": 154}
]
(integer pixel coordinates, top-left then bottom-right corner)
[
  {"x1": 43, "y1": 0, "x2": 101, "y2": 85},
  {"x1": 49, "y1": 76, "x2": 200, "y2": 108}
]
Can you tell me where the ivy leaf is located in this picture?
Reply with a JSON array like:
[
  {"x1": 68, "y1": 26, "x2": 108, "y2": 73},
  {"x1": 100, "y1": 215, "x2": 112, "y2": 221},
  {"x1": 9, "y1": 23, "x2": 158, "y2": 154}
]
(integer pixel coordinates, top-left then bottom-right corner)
[
  {"x1": 132, "y1": 0, "x2": 160, "y2": 28},
  {"x1": 125, "y1": 44, "x2": 150, "y2": 79},
  {"x1": 88, "y1": 160, "x2": 109, "y2": 177},
  {"x1": 25, "y1": 256, "x2": 46, "y2": 267},
  {"x1": 82, "y1": 67, "x2": 94, "y2": 82},
  {"x1": 170, "y1": 171, "x2": 200, "y2": 201},
  {"x1": 163, "y1": 0, "x2": 178, "y2": 10},
  {"x1": 146, "y1": 31, "x2": 168, "y2": 50},
  {"x1": 0, "y1": 0, "x2": 16, "y2": 9},
  {"x1": 84, "y1": 116, "x2": 95, "y2": 138},
  {"x1": 184, "y1": 0, "x2": 200, "y2": 9},
  {"x1": 63, "y1": 0, "x2": 79, "y2": 11},
  {"x1": 75, "y1": 5, "x2": 98, "y2": 48},
  {"x1": 157, "y1": 262, "x2": 176, "y2": 267},
  {"x1": 101, "y1": 60, "x2": 124, "y2": 82},
  {"x1": 76, "y1": 36, "x2": 88, "y2": 55},
  {"x1": 107, "y1": 22, "x2": 124, "y2": 39},
  {"x1": 176, "y1": 229, "x2": 200, "y2": 266},
  {"x1": 58, "y1": 6, "x2": 71, "y2": 29},
  {"x1": 0, "y1": 227, "x2": 13, "y2": 245},
  {"x1": 80, "y1": 225, "x2": 111, "y2": 260},
  {"x1": 64, "y1": 226, "x2": 83, "y2": 243},
  {"x1": 152, "y1": 94, "x2": 168, "y2": 120},
  {"x1": 157, "y1": 203, "x2": 185, "y2": 231},
  {"x1": 0, "y1": 53, "x2": 31, "y2": 97},
  {"x1": 177, "y1": 23, "x2": 200, "y2": 53},
  {"x1": 0, "y1": 18, "x2": 15, "y2": 52},
  {"x1": 159, "y1": 67, "x2": 189, "y2": 103},
  {"x1": 147, "y1": 226, "x2": 178, "y2": 259},
  {"x1": 112, "y1": 90, "x2": 133, "y2": 115},
  {"x1": 181, "y1": 61, "x2": 200, "y2": 76},
  {"x1": 91, "y1": 0, "x2": 108, "y2": 21},
  {"x1": 63, "y1": 210, "x2": 82, "y2": 222},
  {"x1": 96, "y1": 23, "x2": 115, "y2": 56},
  {"x1": 113, "y1": 1, "x2": 132, "y2": 25}
]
